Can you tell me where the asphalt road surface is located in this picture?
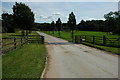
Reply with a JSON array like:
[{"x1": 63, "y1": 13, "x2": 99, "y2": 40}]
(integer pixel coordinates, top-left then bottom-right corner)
[{"x1": 37, "y1": 32, "x2": 118, "y2": 78}]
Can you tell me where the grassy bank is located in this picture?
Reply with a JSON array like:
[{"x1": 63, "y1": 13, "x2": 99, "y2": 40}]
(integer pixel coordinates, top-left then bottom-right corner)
[
  {"x1": 42, "y1": 31, "x2": 120, "y2": 54},
  {"x1": 2, "y1": 31, "x2": 47, "y2": 78},
  {"x1": 82, "y1": 42, "x2": 120, "y2": 54}
]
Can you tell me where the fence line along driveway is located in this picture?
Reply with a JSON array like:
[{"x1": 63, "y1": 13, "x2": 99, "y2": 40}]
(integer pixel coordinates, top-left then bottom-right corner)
[
  {"x1": 2, "y1": 35, "x2": 44, "y2": 54},
  {"x1": 37, "y1": 31, "x2": 118, "y2": 78}
]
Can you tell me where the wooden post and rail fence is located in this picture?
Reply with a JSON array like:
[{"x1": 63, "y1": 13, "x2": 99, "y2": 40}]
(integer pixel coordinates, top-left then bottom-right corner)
[
  {"x1": 1, "y1": 35, "x2": 44, "y2": 54},
  {"x1": 74, "y1": 35, "x2": 120, "y2": 48}
]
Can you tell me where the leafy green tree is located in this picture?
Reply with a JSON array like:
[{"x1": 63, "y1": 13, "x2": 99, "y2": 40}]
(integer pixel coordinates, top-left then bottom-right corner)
[
  {"x1": 51, "y1": 21, "x2": 55, "y2": 35},
  {"x1": 104, "y1": 11, "x2": 120, "y2": 34},
  {"x1": 2, "y1": 13, "x2": 15, "y2": 33},
  {"x1": 62, "y1": 23, "x2": 69, "y2": 31},
  {"x1": 77, "y1": 20, "x2": 85, "y2": 31},
  {"x1": 56, "y1": 18, "x2": 62, "y2": 37},
  {"x1": 104, "y1": 11, "x2": 116, "y2": 32},
  {"x1": 13, "y1": 2, "x2": 34, "y2": 36},
  {"x1": 67, "y1": 12, "x2": 76, "y2": 41}
]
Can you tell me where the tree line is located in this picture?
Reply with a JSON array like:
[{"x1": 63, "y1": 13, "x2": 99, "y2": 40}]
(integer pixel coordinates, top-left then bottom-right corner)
[
  {"x1": 1, "y1": 2, "x2": 120, "y2": 37},
  {"x1": 36, "y1": 11, "x2": 120, "y2": 41},
  {"x1": 2, "y1": 2, "x2": 34, "y2": 36},
  {"x1": 37, "y1": 11, "x2": 120, "y2": 35}
]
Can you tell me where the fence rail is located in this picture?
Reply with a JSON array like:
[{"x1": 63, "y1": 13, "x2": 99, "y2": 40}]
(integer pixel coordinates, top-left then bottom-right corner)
[
  {"x1": 74, "y1": 35, "x2": 120, "y2": 48},
  {"x1": 2, "y1": 35, "x2": 44, "y2": 54}
]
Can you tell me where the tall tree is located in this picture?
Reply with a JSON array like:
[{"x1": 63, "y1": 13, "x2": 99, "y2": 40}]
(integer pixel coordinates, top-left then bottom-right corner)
[
  {"x1": 104, "y1": 11, "x2": 115, "y2": 32},
  {"x1": 51, "y1": 21, "x2": 55, "y2": 35},
  {"x1": 13, "y1": 2, "x2": 34, "y2": 36},
  {"x1": 56, "y1": 18, "x2": 62, "y2": 37},
  {"x1": 67, "y1": 12, "x2": 76, "y2": 41},
  {"x1": 2, "y1": 13, "x2": 15, "y2": 33},
  {"x1": 104, "y1": 11, "x2": 120, "y2": 34}
]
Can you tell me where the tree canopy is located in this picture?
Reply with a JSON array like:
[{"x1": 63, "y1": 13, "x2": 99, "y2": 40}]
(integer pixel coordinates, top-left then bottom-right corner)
[
  {"x1": 56, "y1": 18, "x2": 62, "y2": 31},
  {"x1": 67, "y1": 12, "x2": 76, "y2": 41},
  {"x1": 104, "y1": 11, "x2": 120, "y2": 34},
  {"x1": 67, "y1": 12, "x2": 76, "y2": 31},
  {"x1": 13, "y1": 2, "x2": 34, "y2": 35},
  {"x1": 2, "y1": 13, "x2": 15, "y2": 33}
]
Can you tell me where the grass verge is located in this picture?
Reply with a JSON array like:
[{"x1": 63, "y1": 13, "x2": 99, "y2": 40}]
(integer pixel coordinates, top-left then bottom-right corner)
[
  {"x1": 2, "y1": 31, "x2": 47, "y2": 78},
  {"x1": 2, "y1": 43, "x2": 47, "y2": 78},
  {"x1": 82, "y1": 42, "x2": 120, "y2": 55}
]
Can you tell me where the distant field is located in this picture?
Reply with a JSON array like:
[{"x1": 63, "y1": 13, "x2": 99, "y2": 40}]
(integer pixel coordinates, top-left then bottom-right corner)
[
  {"x1": 43, "y1": 31, "x2": 120, "y2": 54},
  {"x1": 2, "y1": 31, "x2": 47, "y2": 78},
  {"x1": 2, "y1": 31, "x2": 22, "y2": 38},
  {"x1": 43, "y1": 31, "x2": 120, "y2": 41}
]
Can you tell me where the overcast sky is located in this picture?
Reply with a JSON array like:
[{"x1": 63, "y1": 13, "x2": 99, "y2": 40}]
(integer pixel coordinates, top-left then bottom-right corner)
[{"x1": 2, "y1": 2, "x2": 118, "y2": 23}]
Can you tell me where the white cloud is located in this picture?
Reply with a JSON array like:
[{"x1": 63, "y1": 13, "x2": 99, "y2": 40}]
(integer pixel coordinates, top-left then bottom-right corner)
[
  {"x1": 52, "y1": 12, "x2": 61, "y2": 15},
  {"x1": 32, "y1": 8, "x2": 53, "y2": 22},
  {"x1": 81, "y1": 17, "x2": 105, "y2": 21},
  {"x1": 1, "y1": 2, "x2": 115, "y2": 23},
  {"x1": 40, "y1": 15, "x2": 52, "y2": 19}
]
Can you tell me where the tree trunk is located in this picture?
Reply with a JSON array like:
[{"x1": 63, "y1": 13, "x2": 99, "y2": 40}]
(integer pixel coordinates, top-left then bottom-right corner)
[
  {"x1": 71, "y1": 30, "x2": 74, "y2": 42},
  {"x1": 52, "y1": 30, "x2": 54, "y2": 35},
  {"x1": 58, "y1": 31, "x2": 60, "y2": 38},
  {"x1": 26, "y1": 30, "x2": 28, "y2": 36},
  {"x1": 49, "y1": 31, "x2": 50, "y2": 34}
]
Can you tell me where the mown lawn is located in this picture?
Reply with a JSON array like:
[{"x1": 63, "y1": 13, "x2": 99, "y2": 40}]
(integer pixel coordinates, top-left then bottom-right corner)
[
  {"x1": 42, "y1": 31, "x2": 120, "y2": 54},
  {"x1": 2, "y1": 31, "x2": 47, "y2": 78},
  {"x1": 2, "y1": 43, "x2": 47, "y2": 78},
  {"x1": 43, "y1": 31, "x2": 120, "y2": 42}
]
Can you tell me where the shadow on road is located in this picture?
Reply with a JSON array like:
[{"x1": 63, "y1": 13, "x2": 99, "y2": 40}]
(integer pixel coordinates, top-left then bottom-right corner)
[{"x1": 45, "y1": 42, "x2": 74, "y2": 45}]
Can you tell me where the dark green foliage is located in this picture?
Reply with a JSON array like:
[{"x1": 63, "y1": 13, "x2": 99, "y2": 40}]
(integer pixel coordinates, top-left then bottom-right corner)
[
  {"x1": 67, "y1": 12, "x2": 76, "y2": 41},
  {"x1": 76, "y1": 10, "x2": 120, "y2": 35},
  {"x1": 67, "y1": 12, "x2": 76, "y2": 30},
  {"x1": 13, "y1": 2, "x2": 34, "y2": 35},
  {"x1": 43, "y1": 23, "x2": 51, "y2": 31},
  {"x1": 104, "y1": 11, "x2": 120, "y2": 34},
  {"x1": 56, "y1": 18, "x2": 62, "y2": 31},
  {"x1": 51, "y1": 21, "x2": 55, "y2": 31},
  {"x1": 62, "y1": 23, "x2": 70, "y2": 31},
  {"x1": 36, "y1": 11, "x2": 119, "y2": 35},
  {"x1": 51, "y1": 21, "x2": 55, "y2": 34},
  {"x1": 77, "y1": 20, "x2": 106, "y2": 32},
  {"x1": 56, "y1": 18, "x2": 62, "y2": 37},
  {"x1": 2, "y1": 13, "x2": 15, "y2": 33}
]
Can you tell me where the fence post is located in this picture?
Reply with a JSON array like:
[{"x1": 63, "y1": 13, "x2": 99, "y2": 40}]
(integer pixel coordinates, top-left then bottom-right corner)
[
  {"x1": 25, "y1": 36, "x2": 28, "y2": 43},
  {"x1": 27, "y1": 36, "x2": 28, "y2": 42},
  {"x1": 85, "y1": 35, "x2": 86, "y2": 42},
  {"x1": 80, "y1": 36, "x2": 82, "y2": 43},
  {"x1": 14, "y1": 38, "x2": 16, "y2": 49},
  {"x1": 75, "y1": 35, "x2": 78, "y2": 43},
  {"x1": 103, "y1": 35, "x2": 106, "y2": 46},
  {"x1": 41, "y1": 36, "x2": 44, "y2": 44},
  {"x1": 21, "y1": 38, "x2": 22, "y2": 46},
  {"x1": 93, "y1": 36, "x2": 95, "y2": 44}
]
